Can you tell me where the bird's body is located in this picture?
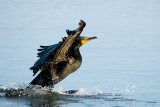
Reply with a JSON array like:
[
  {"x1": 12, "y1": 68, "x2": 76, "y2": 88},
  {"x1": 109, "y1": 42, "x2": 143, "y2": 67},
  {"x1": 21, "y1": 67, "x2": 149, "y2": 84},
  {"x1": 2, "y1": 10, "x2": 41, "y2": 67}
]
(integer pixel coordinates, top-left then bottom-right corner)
[
  {"x1": 30, "y1": 40, "x2": 82, "y2": 87},
  {"x1": 30, "y1": 20, "x2": 97, "y2": 87}
]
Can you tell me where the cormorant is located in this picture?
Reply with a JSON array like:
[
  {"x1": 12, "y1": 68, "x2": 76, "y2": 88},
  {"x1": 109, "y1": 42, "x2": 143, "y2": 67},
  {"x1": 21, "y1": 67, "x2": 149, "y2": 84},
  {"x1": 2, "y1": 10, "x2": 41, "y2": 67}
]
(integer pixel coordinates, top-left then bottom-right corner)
[{"x1": 30, "y1": 20, "x2": 97, "y2": 87}]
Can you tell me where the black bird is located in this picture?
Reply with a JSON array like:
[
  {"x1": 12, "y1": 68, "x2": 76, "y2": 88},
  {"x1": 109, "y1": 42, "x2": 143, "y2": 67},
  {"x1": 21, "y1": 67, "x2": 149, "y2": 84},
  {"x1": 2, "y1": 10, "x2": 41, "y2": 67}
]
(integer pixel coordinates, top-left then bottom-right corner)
[{"x1": 30, "y1": 20, "x2": 97, "y2": 87}]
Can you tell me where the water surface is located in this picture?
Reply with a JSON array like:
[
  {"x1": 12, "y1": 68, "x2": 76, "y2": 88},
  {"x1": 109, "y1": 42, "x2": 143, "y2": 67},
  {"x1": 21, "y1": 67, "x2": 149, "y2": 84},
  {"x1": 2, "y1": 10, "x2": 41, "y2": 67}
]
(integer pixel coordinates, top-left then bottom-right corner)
[{"x1": 0, "y1": 0, "x2": 160, "y2": 107}]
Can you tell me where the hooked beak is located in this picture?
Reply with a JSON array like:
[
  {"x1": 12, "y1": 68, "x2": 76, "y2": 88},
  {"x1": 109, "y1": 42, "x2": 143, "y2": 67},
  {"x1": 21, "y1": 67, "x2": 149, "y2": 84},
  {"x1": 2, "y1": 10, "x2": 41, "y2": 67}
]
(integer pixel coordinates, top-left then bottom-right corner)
[
  {"x1": 81, "y1": 36, "x2": 97, "y2": 45},
  {"x1": 87, "y1": 36, "x2": 97, "y2": 41}
]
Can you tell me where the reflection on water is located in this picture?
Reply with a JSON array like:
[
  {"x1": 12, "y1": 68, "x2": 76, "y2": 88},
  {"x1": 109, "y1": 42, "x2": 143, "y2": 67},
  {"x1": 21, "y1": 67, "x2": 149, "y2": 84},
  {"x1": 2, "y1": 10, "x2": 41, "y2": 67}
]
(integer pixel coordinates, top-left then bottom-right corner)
[
  {"x1": 0, "y1": 85, "x2": 136, "y2": 107},
  {"x1": 0, "y1": 84, "x2": 158, "y2": 107}
]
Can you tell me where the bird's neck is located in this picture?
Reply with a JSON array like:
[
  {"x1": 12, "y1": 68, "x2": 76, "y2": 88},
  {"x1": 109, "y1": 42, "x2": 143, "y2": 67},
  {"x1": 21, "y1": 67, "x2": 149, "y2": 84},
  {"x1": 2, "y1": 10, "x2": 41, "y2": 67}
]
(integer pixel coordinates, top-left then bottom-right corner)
[{"x1": 71, "y1": 46, "x2": 82, "y2": 60}]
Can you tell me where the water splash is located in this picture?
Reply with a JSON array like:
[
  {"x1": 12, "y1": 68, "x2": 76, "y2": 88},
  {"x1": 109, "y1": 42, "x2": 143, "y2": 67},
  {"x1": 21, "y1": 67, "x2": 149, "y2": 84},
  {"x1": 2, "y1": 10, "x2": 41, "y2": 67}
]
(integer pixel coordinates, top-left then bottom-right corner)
[{"x1": 0, "y1": 83, "x2": 136, "y2": 99}]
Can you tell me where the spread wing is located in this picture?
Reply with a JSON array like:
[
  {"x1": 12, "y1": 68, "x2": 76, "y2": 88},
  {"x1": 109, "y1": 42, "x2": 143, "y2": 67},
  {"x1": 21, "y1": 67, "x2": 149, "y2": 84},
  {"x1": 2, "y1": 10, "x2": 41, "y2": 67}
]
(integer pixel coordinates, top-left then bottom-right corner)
[
  {"x1": 37, "y1": 43, "x2": 62, "y2": 58},
  {"x1": 52, "y1": 20, "x2": 86, "y2": 65},
  {"x1": 30, "y1": 41, "x2": 63, "y2": 76},
  {"x1": 30, "y1": 20, "x2": 86, "y2": 76}
]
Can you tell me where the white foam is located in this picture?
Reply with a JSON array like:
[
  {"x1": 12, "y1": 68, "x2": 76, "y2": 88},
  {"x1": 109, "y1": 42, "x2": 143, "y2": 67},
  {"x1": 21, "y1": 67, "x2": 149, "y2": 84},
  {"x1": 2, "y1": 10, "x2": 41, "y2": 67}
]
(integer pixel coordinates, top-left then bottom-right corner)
[
  {"x1": 0, "y1": 82, "x2": 27, "y2": 90},
  {"x1": 51, "y1": 86, "x2": 65, "y2": 94},
  {"x1": 125, "y1": 84, "x2": 136, "y2": 95},
  {"x1": 0, "y1": 83, "x2": 135, "y2": 97}
]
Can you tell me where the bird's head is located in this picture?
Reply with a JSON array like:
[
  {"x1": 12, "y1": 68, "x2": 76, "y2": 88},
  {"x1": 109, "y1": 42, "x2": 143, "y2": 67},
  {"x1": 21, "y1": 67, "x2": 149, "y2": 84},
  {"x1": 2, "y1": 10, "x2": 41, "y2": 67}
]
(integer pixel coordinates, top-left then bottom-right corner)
[
  {"x1": 79, "y1": 36, "x2": 97, "y2": 45},
  {"x1": 73, "y1": 36, "x2": 97, "y2": 48}
]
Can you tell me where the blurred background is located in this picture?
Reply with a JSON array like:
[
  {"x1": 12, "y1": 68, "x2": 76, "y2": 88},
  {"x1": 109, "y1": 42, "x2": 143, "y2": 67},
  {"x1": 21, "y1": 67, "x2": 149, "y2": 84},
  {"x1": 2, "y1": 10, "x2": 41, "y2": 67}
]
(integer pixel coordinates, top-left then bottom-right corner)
[{"x1": 0, "y1": 0, "x2": 160, "y2": 106}]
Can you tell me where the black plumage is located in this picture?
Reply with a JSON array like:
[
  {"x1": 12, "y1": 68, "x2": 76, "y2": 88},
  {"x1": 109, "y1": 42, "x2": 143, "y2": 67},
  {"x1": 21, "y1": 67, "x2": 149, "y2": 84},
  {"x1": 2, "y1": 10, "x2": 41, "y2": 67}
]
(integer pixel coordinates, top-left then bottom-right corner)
[{"x1": 30, "y1": 20, "x2": 97, "y2": 87}]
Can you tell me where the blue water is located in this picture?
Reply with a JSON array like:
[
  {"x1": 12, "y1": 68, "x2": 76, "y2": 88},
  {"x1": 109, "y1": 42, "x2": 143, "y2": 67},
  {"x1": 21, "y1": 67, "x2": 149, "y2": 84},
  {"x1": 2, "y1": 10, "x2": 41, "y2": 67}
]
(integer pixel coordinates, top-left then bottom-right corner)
[{"x1": 0, "y1": 0, "x2": 160, "y2": 107}]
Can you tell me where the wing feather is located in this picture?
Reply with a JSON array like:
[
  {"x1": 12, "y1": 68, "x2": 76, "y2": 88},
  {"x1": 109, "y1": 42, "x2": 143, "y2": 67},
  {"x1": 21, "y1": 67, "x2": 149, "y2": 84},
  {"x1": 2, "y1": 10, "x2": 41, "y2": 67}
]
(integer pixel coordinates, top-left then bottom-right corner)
[
  {"x1": 30, "y1": 20, "x2": 86, "y2": 76},
  {"x1": 30, "y1": 41, "x2": 63, "y2": 75}
]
